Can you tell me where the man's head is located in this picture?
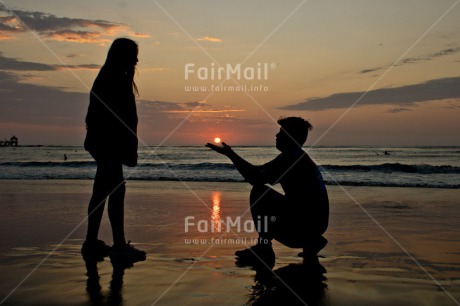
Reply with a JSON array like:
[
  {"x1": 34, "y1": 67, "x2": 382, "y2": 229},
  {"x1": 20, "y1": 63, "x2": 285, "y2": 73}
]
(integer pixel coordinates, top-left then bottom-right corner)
[{"x1": 276, "y1": 117, "x2": 313, "y2": 152}]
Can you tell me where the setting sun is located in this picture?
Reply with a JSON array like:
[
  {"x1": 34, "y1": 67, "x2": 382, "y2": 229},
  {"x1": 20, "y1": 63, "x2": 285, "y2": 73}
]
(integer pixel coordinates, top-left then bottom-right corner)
[{"x1": 214, "y1": 137, "x2": 221, "y2": 144}]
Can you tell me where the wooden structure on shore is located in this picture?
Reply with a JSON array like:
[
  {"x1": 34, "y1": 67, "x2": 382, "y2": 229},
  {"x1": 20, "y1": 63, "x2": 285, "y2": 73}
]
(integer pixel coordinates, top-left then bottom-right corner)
[{"x1": 0, "y1": 136, "x2": 18, "y2": 147}]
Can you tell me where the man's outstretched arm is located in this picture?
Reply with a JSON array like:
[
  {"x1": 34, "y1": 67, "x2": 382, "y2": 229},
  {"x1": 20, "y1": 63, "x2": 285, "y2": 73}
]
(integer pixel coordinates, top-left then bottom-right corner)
[{"x1": 205, "y1": 142, "x2": 265, "y2": 186}]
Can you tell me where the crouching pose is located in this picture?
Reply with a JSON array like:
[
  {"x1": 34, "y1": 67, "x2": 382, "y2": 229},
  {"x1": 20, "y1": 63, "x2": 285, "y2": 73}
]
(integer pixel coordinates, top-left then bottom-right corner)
[{"x1": 206, "y1": 117, "x2": 329, "y2": 266}]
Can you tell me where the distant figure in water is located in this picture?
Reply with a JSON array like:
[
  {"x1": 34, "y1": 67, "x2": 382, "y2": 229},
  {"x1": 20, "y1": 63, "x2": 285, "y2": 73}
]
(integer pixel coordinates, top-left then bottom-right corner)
[
  {"x1": 64, "y1": 154, "x2": 68, "y2": 161},
  {"x1": 384, "y1": 150, "x2": 391, "y2": 155},
  {"x1": 82, "y1": 38, "x2": 145, "y2": 262},
  {"x1": 206, "y1": 117, "x2": 329, "y2": 266}
]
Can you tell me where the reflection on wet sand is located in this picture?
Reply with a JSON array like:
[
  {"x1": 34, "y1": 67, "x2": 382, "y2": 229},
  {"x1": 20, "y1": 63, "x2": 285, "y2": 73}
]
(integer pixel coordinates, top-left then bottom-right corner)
[
  {"x1": 84, "y1": 258, "x2": 137, "y2": 306},
  {"x1": 246, "y1": 257, "x2": 328, "y2": 306},
  {"x1": 85, "y1": 260, "x2": 103, "y2": 304},
  {"x1": 211, "y1": 192, "x2": 221, "y2": 232}
]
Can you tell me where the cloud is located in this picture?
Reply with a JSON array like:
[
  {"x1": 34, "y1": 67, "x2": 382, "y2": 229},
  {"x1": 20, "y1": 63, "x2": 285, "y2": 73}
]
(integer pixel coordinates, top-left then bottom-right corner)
[
  {"x1": 139, "y1": 67, "x2": 168, "y2": 73},
  {"x1": 0, "y1": 52, "x2": 56, "y2": 71},
  {"x1": 281, "y1": 76, "x2": 460, "y2": 111},
  {"x1": 360, "y1": 47, "x2": 460, "y2": 74},
  {"x1": 0, "y1": 4, "x2": 148, "y2": 44},
  {"x1": 0, "y1": 52, "x2": 100, "y2": 71},
  {"x1": 441, "y1": 101, "x2": 460, "y2": 110},
  {"x1": 66, "y1": 53, "x2": 80, "y2": 58},
  {"x1": 138, "y1": 100, "x2": 243, "y2": 115},
  {"x1": 164, "y1": 109, "x2": 244, "y2": 113},
  {"x1": 0, "y1": 71, "x2": 272, "y2": 145},
  {"x1": 44, "y1": 30, "x2": 111, "y2": 44},
  {"x1": 359, "y1": 68, "x2": 381, "y2": 74},
  {"x1": 0, "y1": 70, "x2": 87, "y2": 126},
  {"x1": 178, "y1": 101, "x2": 209, "y2": 108},
  {"x1": 197, "y1": 36, "x2": 222, "y2": 43},
  {"x1": 56, "y1": 64, "x2": 100, "y2": 70},
  {"x1": 0, "y1": 73, "x2": 213, "y2": 137},
  {"x1": 132, "y1": 32, "x2": 151, "y2": 38},
  {"x1": 386, "y1": 107, "x2": 412, "y2": 113},
  {"x1": 137, "y1": 100, "x2": 204, "y2": 111}
]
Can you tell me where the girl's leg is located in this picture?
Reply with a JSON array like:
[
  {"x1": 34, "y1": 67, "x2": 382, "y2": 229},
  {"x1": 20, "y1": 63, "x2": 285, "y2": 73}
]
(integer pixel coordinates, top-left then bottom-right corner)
[
  {"x1": 108, "y1": 177, "x2": 126, "y2": 247},
  {"x1": 86, "y1": 164, "x2": 110, "y2": 242},
  {"x1": 86, "y1": 162, "x2": 124, "y2": 243},
  {"x1": 101, "y1": 163, "x2": 146, "y2": 260}
]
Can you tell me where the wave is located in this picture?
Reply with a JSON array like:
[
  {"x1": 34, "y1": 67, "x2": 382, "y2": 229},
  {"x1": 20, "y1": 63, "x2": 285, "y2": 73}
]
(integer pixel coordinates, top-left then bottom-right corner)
[
  {"x1": 1, "y1": 161, "x2": 459, "y2": 174},
  {"x1": 323, "y1": 180, "x2": 460, "y2": 189},
  {"x1": 0, "y1": 161, "x2": 235, "y2": 169},
  {"x1": 0, "y1": 161, "x2": 96, "y2": 167},
  {"x1": 0, "y1": 175, "x2": 458, "y2": 188},
  {"x1": 137, "y1": 162, "x2": 235, "y2": 170},
  {"x1": 321, "y1": 163, "x2": 460, "y2": 174},
  {"x1": 135, "y1": 177, "x2": 459, "y2": 188}
]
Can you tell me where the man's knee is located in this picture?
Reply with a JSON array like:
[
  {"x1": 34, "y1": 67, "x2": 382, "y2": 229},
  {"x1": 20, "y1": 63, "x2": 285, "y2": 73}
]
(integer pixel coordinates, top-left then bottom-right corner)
[{"x1": 250, "y1": 185, "x2": 270, "y2": 205}]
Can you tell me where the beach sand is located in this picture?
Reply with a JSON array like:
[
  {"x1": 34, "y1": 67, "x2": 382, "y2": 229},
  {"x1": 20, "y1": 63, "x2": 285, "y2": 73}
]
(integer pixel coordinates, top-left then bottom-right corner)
[{"x1": 0, "y1": 180, "x2": 459, "y2": 305}]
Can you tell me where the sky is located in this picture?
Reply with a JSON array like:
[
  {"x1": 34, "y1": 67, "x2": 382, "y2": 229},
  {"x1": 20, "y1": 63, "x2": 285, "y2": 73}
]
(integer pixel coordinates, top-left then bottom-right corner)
[{"x1": 1, "y1": 0, "x2": 460, "y2": 146}]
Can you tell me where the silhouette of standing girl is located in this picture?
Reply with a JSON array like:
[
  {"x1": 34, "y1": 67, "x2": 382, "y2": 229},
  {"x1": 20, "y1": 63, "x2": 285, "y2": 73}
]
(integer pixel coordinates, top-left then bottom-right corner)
[{"x1": 82, "y1": 38, "x2": 145, "y2": 261}]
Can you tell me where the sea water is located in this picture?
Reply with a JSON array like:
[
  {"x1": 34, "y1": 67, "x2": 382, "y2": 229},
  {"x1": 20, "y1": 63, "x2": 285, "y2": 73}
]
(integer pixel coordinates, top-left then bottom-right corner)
[{"x1": 0, "y1": 146, "x2": 459, "y2": 188}]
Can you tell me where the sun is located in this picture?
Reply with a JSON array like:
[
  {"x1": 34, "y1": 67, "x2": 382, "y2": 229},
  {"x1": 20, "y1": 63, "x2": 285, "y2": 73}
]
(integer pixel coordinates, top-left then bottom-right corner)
[{"x1": 214, "y1": 137, "x2": 221, "y2": 144}]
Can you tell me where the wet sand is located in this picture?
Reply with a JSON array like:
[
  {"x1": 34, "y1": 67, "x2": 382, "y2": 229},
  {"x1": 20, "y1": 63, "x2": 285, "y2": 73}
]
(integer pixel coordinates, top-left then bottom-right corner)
[{"x1": 0, "y1": 180, "x2": 459, "y2": 305}]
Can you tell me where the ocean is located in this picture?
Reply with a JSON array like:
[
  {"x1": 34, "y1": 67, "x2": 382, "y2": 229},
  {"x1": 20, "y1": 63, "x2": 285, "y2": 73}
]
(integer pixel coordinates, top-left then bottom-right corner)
[{"x1": 0, "y1": 145, "x2": 459, "y2": 188}]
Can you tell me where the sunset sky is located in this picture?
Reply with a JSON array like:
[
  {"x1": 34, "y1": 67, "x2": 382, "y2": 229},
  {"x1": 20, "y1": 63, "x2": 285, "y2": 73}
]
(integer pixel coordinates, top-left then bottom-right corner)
[{"x1": 1, "y1": 0, "x2": 460, "y2": 146}]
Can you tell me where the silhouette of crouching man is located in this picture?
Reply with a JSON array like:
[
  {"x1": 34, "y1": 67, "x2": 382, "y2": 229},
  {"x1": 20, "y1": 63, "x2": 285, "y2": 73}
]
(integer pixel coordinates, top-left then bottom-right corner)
[{"x1": 206, "y1": 117, "x2": 329, "y2": 266}]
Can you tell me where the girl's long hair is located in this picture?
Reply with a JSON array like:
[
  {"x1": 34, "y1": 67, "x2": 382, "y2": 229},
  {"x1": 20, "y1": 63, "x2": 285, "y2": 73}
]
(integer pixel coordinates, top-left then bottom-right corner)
[{"x1": 104, "y1": 38, "x2": 139, "y2": 95}]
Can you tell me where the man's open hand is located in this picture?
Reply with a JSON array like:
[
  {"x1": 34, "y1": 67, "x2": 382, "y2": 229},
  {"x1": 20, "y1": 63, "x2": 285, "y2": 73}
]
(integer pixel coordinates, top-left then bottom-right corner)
[{"x1": 205, "y1": 142, "x2": 234, "y2": 156}]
